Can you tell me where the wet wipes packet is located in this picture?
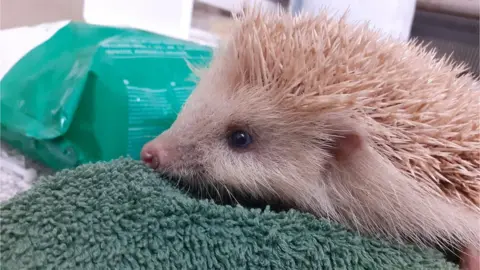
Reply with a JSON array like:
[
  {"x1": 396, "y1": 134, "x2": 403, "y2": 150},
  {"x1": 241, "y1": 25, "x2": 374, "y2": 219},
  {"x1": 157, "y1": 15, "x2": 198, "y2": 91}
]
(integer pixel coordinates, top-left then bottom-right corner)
[{"x1": 0, "y1": 21, "x2": 213, "y2": 170}]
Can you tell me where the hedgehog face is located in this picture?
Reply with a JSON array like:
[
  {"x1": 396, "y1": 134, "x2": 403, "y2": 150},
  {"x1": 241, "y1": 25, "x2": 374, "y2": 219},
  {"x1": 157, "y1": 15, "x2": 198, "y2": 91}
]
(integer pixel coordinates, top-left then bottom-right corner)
[{"x1": 140, "y1": 82, "x2": 343, "y2": 208}]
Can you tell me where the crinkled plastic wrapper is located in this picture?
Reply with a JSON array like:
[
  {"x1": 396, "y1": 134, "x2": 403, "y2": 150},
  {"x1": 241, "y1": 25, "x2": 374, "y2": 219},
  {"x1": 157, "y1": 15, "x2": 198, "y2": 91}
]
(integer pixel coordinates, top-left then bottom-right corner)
[{"x1": 0, "y1": 22, "x2": 213, "y2": 170}]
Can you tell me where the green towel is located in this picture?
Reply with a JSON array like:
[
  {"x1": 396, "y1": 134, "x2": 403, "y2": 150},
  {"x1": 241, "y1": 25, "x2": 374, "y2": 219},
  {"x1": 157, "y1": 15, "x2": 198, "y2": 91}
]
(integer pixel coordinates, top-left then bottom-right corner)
[{"x1": 0, "y1": 158, "x2": 457, "y2": 269}]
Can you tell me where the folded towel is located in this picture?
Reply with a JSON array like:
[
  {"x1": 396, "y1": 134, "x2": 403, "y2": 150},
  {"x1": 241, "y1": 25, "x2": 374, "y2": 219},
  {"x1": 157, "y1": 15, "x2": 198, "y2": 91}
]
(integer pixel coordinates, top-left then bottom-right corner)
[{"x1": 0, "y1": 158, "x2": 457, "y2": 269}]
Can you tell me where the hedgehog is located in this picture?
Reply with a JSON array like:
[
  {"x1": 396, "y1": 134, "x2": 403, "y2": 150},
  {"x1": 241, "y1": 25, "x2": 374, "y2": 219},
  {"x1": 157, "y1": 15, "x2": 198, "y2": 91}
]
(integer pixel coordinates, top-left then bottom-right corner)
[{"x1": 140, "y1": 6, "x2": 480, "y2": 268}]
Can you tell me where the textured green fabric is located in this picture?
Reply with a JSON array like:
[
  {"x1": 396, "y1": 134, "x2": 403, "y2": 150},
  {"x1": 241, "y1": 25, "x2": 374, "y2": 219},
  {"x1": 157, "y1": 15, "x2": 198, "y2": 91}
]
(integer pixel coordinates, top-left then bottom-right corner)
[{"x1": 0, "y1": 158, "x2": 456, "y2": 270}]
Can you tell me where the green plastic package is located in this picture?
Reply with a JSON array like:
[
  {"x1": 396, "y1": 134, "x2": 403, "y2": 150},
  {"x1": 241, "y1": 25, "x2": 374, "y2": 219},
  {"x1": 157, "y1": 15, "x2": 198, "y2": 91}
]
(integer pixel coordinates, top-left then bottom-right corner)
[{"x1": 0, "y1": 21, "x2": 213, "y2": 170}]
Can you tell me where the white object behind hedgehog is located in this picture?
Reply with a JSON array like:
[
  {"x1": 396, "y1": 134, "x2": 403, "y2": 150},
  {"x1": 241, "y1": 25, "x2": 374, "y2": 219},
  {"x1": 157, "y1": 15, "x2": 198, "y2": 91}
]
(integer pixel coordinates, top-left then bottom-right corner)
[
  {"x1": 290, "y1": 0, "x2": 417, "y2": 41},
  {"x1": 83, "y1": 0, "x2": 195, "y2": 40}
]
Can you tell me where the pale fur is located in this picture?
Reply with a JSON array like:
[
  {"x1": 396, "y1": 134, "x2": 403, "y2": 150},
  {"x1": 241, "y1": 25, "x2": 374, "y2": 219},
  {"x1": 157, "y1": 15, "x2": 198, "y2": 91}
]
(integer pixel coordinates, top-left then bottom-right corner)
[{"x1": 143, "y1": 6, "x2": 480, "y2": 250}]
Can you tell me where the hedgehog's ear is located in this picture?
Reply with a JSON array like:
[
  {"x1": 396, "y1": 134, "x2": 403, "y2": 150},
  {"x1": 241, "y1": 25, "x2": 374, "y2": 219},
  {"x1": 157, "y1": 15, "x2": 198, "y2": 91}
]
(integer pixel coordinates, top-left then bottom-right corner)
[
  {"x1": 329, "y1": 120, "x2": 368, "y2": 163},
  {"x1": 332, "y1": 132, "x2": 365, "y2": 162}
]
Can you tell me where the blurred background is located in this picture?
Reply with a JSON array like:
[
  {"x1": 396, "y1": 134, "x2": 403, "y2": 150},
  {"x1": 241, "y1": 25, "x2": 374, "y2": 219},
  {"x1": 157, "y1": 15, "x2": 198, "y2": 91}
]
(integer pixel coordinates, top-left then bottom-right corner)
[{"x1": 1, "y1": 0, "x2": 478, "y2": 73}]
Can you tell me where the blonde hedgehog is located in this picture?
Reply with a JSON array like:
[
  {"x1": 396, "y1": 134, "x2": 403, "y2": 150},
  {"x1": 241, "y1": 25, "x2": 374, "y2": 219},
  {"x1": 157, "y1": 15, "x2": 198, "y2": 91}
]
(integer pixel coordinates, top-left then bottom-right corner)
[{"x1": 141, "y1": 5, "x2": 480, "y2": 267}]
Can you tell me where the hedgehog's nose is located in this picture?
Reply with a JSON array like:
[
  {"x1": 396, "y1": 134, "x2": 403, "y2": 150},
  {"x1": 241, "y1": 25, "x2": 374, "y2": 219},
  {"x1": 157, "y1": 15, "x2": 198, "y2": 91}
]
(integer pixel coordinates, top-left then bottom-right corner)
[{"x1": 140, "y1": 139, "x2": 176, "y2": 170}]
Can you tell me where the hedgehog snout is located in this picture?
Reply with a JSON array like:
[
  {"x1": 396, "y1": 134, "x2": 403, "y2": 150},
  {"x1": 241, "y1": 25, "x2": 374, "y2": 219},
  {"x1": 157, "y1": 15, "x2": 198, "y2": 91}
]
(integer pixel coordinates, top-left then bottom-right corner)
[{"x1": 140, "y1": 137, "x2": 179, "y2": 170}]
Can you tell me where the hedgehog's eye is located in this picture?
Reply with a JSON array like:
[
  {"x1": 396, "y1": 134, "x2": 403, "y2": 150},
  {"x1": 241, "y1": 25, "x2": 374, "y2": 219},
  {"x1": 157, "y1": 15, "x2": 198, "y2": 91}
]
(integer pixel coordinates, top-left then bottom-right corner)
[{"x1": 228, "y1": 130, "x2": 253, "y2": 149}]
